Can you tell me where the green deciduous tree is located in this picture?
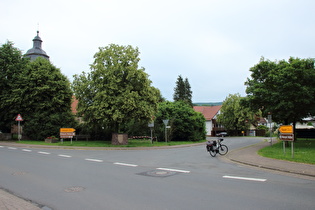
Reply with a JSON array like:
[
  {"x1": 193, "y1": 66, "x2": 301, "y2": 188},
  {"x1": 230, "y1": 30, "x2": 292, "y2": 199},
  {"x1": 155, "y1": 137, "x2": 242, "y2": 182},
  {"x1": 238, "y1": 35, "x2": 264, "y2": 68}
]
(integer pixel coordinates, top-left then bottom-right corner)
[
  {"x1": 244, "y1": 57, "x2": 315, "y2": 129},
  {"x1": 18, "y1": 57, "x2": 75, "y2": 140},
  {"x1": 72, "y1": 44, "x2": 161, "y2": 135},
  {"x1": 154, "y1": 101, "x2": 205, "y2": 141},
  {"x1": 173, "y1": 75, "x2": 193, "y2": 106},
  {"x1": 0, "y1": 41, "x2": 75, "y2": 139},
  {"x1": 217, "y1": 93, "x2": 258, "y2": 135},
  {"x1": 0, "y1": 42, "x2": 29, "y2": 132}
]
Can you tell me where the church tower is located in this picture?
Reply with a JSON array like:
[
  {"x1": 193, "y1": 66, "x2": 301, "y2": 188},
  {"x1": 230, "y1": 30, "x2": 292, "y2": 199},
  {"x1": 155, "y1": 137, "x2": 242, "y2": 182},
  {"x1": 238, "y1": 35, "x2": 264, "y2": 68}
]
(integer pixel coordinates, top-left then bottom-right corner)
[{"x1": 24, "y1": 31, "x2": 50, "y2": 61}]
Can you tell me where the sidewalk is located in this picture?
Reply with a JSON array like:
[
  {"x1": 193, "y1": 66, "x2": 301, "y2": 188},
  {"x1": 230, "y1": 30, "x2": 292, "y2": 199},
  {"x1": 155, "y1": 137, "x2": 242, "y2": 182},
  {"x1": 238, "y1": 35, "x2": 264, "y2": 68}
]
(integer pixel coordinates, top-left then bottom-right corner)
[
  {"x1": 226, "y1": 141, "x2": 315, "y2": 178},
  {"x1": 0, "y1": 189, "x2": 42, "y2": 210},
  {"x1": 1, "y1": 141, "x2": 314, "y2": 210}
]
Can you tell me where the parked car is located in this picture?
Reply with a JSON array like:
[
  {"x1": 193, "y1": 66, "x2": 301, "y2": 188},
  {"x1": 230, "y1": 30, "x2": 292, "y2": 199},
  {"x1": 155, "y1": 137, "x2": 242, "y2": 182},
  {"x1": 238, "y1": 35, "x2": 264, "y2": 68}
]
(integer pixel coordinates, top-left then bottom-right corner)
[{"x1": 216, "y1": 132, "x2": 228, "y2": 137}]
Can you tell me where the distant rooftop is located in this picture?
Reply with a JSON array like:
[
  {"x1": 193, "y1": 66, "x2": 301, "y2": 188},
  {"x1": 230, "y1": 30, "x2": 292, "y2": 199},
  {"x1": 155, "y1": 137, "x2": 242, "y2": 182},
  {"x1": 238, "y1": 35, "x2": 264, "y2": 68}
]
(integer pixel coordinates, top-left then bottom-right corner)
[
  {"x1": 193, "y1": 102, "x2": 222, "y2": 106},
  {"x1": 193, "y1": 105, "x2": 222, "y2": 120}
]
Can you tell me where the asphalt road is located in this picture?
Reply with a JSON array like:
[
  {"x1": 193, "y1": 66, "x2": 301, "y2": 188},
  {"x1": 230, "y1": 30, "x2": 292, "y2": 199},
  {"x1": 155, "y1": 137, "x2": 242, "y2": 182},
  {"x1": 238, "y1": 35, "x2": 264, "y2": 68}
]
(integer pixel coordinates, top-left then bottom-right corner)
[{"x1": 0, "y1": 137, "x2": 314, "y2": 210}]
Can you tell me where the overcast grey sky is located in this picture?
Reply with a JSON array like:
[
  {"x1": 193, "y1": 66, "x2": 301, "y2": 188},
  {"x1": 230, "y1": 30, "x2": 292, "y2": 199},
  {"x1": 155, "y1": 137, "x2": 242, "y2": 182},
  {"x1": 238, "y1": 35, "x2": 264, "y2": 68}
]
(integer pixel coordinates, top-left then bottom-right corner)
[{"x1": 1, "y1": 0, "x2": 314, "y2": 102}]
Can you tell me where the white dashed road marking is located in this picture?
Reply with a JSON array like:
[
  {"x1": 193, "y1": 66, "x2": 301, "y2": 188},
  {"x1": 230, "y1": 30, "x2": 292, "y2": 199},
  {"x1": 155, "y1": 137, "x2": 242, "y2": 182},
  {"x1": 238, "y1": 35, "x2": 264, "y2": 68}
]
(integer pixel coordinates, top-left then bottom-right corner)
[
  {"x1": 114, "y1": 162, "x2": 138, "y2": 167},
  {"x1": 1, "y1": 146, "x2": 269, "y2": 182},
  {"x1": 38, "y1": 151, "x2": 50, "y2": 155},
  {"x1": 58, "y1": 154, "x2": 72, "y2": 158},
  {"x1": 157, "y1": 168, "x2": 190, "y2": 173},
  {"x1": 223, "y1": 175, "x2": 266, "y2": 182},
  {"x1": 85, "y1": 158, "x2": 103, "y2": 163},
  {"x1": 22, "y1": 149, "x2": 32, "y2": 152}
]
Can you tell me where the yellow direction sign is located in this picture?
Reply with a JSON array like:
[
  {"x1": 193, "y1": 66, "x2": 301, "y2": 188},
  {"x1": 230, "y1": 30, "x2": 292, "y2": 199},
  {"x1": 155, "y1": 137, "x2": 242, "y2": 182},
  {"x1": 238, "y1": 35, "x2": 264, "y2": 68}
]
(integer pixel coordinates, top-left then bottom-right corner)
[
  {"x1": 279, "y1": 125, "x2": 293, "y2": 134},
  {"x1": 60, "y1": 128, "x2": 76, "y2": 133}
]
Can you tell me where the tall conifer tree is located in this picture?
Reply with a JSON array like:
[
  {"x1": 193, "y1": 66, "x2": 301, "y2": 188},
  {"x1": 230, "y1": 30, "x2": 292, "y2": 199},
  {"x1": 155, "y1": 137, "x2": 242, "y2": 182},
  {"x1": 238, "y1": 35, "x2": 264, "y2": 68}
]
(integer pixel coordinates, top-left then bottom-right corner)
[{"x1": 173, "y1": 75, "x2": 193, "y2": 106}]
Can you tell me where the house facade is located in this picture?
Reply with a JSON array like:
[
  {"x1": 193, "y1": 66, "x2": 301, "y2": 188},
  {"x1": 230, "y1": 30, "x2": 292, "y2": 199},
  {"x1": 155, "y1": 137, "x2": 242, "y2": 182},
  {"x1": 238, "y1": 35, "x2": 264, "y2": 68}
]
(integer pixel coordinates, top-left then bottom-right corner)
[{"x1": 193, "y1": 105, "x2": 224, "y2": 136}]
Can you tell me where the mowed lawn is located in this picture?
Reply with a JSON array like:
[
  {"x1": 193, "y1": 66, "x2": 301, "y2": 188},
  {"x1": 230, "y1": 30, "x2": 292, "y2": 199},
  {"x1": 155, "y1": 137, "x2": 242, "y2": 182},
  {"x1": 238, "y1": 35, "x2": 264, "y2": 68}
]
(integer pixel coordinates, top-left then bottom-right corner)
[{"x1": 258, "y1": 139, "x2": 315, "y2": 164}]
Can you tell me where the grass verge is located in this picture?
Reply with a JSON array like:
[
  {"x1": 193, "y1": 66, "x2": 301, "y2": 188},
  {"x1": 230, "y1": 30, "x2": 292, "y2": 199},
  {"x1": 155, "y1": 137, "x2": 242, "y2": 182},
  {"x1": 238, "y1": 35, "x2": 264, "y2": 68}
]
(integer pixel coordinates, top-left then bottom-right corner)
[
  {"x1": 258, "y1": 139, "x2": 315, "y2": 164},
  {"x1": 17, "y1": 139, "x2": 205, "y2": 147}
]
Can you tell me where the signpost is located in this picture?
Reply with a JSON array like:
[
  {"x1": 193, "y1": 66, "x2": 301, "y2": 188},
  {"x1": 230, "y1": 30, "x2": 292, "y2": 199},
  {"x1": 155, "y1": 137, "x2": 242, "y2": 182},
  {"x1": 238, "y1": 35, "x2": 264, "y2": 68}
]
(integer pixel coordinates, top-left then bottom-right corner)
[
  {"x1": 15, "y1": 114, "x2": 23, "y2": 141},
  {"x1": 279, "y1": 125, "x2": 294, "y2": 158},
  {"x1": 267, "y1": 113, "x2": 272, "y2": 145},
  {"x1": 279, "y1": 125, "x2": 293, "y2": 134},
  {"x1": 163, "y1": 119, "x2": 169, "y2": 142},
  {"x1": 279, "y1": 133, "x2": 294, "y2": 141},
  {"x1": 60, "y1": 128, "x2": 76, "y2": 133},
  {"x1": 148, "y1": 122, "x2": 154, "y2": 144},
  {"x1": 60, "y1": 128, "x2": 76, "y2": 144}
]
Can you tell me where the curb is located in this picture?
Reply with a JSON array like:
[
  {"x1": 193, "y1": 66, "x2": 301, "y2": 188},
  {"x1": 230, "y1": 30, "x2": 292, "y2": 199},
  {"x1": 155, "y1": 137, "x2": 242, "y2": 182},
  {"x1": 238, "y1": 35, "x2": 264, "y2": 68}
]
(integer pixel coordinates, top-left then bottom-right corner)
[
  {"x1": 226, "y1": 142, "x2": 315, "y2": 178},
  {"x1": 228, "y1": 156, "x2": 315, "y2": 178}
]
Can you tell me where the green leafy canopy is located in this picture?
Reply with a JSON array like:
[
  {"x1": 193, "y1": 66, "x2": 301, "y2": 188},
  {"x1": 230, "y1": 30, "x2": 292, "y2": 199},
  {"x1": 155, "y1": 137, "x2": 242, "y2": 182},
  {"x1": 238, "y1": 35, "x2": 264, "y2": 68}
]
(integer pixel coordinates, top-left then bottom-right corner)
[
  {"x1": 72, "y1": 44, "x2": 161, "y2": 133},
  {"x1": 245, "y1": 57, "x2": 315, "y2": 125},
  {"x1": 0, "y1": 42, "x2": 75, "y2": 139}
]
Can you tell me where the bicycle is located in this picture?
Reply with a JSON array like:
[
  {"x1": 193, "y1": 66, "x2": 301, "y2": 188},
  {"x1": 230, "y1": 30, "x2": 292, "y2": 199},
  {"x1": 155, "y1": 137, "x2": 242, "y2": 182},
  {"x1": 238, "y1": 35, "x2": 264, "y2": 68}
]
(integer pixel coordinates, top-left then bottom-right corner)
[{"x1": 206, "y1": 137, "x2": 228, "y2": 157}]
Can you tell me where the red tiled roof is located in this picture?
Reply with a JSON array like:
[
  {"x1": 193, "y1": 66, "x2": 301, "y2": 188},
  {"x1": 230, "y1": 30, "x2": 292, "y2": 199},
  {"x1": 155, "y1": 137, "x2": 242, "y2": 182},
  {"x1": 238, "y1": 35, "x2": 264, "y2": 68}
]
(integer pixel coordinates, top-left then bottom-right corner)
[{"x1": 193, "y1": 105, "x2": 222, "y2": 120}]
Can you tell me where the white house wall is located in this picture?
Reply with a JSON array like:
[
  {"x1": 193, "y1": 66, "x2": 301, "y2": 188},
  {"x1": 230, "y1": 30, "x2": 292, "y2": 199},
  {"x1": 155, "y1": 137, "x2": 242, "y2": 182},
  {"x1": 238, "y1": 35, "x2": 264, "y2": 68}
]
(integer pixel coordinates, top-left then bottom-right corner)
[{"x1": 206, "y1": 121, "x2": 212, "y2": 136}]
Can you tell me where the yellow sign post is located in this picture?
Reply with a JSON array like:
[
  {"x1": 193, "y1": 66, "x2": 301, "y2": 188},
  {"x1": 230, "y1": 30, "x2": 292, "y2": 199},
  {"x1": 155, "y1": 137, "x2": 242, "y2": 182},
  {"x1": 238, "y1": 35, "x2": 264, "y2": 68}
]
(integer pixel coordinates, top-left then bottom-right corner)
[
  {"x1": 279, "y1": 125, "x2": 293, "y2": 134},
  {"x1": 279, "y1": 125, "x2": 294, "y2": 158},
  {"x1": 60, "y1": 128, "x2": 76, "y2": 144},
  {"x1": 60, "y1": 128, "x2": 76, "y2": 133}
]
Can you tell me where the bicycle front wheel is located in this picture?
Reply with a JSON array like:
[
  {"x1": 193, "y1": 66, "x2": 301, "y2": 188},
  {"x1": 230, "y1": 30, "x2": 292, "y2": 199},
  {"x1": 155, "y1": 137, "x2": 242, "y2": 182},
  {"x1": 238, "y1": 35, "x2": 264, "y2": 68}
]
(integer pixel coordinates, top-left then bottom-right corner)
[{"x1": 218, "y1": 145, "x2": 228, "y2": 155}]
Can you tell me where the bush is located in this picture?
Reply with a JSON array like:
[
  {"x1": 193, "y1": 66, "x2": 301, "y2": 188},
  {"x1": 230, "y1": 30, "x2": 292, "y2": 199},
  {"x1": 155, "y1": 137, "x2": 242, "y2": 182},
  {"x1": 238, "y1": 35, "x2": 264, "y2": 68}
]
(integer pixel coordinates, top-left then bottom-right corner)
[
  {"x1": 257, "y1": 125, "x2": 268, "y2": 131},
  {"x1": 154, "y1": 101, "x2": 206, "y2": 141}
]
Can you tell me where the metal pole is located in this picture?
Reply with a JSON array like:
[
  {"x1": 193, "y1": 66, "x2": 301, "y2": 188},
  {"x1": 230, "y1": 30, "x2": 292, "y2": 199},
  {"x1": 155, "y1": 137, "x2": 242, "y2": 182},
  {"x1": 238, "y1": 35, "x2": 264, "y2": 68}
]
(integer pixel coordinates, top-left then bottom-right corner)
[
  {"x1": 283, "y1": 141, "x2": 286, "y2": 155},
  {"x1": 291, "y1": 141, "x2": 294, "y2": 158},
  {"x1": 165, "y1": 126, "x2": 167, "y2": 142},
  {"x1": 270, "y1": 123, "x2": 272, "y2": 146},
  {"x1": 268, "y1": 113, "x2": 272, "y2": 146},
  {"x1": 18, "y1": 121, "x2": 21, "y2": 141},
  {"x1": 163, "y1": 119, "x2": 169, "y2": 143}
]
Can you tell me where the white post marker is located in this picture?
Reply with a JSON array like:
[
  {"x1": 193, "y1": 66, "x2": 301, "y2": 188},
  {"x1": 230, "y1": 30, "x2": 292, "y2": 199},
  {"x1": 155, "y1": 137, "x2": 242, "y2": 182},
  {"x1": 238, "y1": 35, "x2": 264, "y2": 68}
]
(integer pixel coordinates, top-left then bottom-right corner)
[{"x1": 163, "y1": 119, "x2": 169, "y2": 142}]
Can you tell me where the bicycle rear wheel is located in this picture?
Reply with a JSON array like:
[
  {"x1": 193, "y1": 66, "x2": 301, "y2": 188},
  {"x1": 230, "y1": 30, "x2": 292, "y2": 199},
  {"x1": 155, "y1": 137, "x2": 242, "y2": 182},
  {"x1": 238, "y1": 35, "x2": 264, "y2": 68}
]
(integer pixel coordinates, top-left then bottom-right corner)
[
  {"x1": 209, "y1": 149, "x2": 216, "y2": 157},
  {"x1": 218, "y1": 145, "x2": 228, "y2": 155}
]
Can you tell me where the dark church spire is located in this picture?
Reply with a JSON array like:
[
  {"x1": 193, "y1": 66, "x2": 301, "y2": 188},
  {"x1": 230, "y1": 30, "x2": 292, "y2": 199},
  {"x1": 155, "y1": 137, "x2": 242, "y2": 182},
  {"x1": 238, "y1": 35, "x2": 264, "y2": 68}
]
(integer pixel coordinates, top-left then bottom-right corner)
[{"x1": 24, "y1": 31, "x2": 50, "y2": 61}]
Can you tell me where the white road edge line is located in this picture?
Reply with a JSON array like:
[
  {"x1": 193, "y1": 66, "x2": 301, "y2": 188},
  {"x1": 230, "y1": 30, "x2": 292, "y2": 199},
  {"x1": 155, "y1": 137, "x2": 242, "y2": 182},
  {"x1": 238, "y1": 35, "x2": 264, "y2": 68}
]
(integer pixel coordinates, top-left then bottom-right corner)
[
  {"x1": 114, "y1": 162, "x2": 138, "y2": 167},
  {"x1": 223, "y1": 175, "x2": 266, "y2": 182},
  {"x1": 8, "y1": 147, "x2": 17, "y2": 150},
  {"x1": 157, "y1": 168, "x2": 190, "y2": 173},
  {"x1": 22, "y1": 149, "x2": 32, "y2": 152},
  {"x1": 85, "y1": 158, "x2": 103, "y2": 163},
  {"x1": 38, "y1": 151, "x2": 50, "y2": 155},
  {"x1": 0, "y1": 146, "x2": 4, "y2": 148},
  {"x1": 58, "y1": 154, "x2": 72, "y2": 158}
]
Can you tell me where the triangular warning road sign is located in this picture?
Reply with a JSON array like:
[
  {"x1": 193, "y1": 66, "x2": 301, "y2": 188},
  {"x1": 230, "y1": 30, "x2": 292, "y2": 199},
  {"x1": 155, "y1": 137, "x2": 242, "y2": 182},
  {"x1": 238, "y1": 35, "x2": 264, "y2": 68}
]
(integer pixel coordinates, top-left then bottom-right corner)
[{"x1": 15, "y1": 114, "x2": 23, "y2": 121}]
